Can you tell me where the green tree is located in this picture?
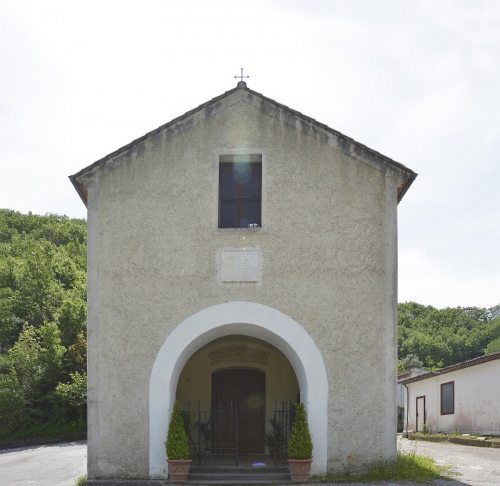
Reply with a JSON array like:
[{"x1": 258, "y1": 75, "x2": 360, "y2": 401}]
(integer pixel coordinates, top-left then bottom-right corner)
[
  {"x1": 399, "y1": 354, "x2": 423, "y2": 371},
  {"x1": 54, "y1": 371, "x2": 87, "y2": 421},
  {"x1": 56, "y1": 298, "x2": 86, "y2": 349},
  {"x1": 398, "y1": 302, "x2": 498, "y2": 369},
  {"x1": 3, "y1": 322, "x2": 65, "y2": 424},
  {"x1": 485, "y1": 316, "x2": 500, "y2": 354},
  {"x1": 67, "y1": 332, "x2": 87, "y2": 374},
  {"x1": 0, "y1": 209, "x2": 87, "y2": 434},
  {"x1": 0, "y1": 372, "x2": 25, "y2": 429},
  {"x1": 6, "y1": 324, "x2": 45, "y2": 406}
]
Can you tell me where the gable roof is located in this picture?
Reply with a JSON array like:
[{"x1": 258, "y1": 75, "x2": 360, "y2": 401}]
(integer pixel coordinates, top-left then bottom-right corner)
[
  {"x1": 400, "y1": 352, "x2": 500, "y2": 385},
  {"x1": 70, "y1": 81, "x2": 417, "y2": 206}
]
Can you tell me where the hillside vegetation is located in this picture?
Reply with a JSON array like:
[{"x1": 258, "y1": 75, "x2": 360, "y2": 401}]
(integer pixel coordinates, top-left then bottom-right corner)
[
  {"x1": 0, "y1": 209, "x2": 87, "y2": 440},
  {"x1": 398, "y1": 302, "x2": 500, "y2": 370}
]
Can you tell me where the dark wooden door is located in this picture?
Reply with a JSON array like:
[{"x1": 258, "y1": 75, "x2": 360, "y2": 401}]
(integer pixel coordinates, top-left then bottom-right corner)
[{"x1": 212, "y1": 369, "x2": 265, "y2": 454}]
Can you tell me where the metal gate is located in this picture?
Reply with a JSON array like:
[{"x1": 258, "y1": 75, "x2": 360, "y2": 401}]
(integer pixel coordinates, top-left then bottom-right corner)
[
  {"x1": 184, "y1": 402, "x2": 239, "y2": 466},
  {"x1": 270, "y1": 401, "x2": 294, "y2": 465},
  {"x1": 183, "y1": 401, "x2": 294, "y2": 466}
]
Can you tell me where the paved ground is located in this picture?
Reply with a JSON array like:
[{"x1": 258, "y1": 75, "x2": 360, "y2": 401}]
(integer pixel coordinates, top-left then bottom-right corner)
[
  {"x1": 0, "y1": 440, "x2": 86, "y2": 486},
  {"x1": 0, "y1": 438, "x2": 498, "y2": 486},
  {"x1": 398, "y1": 436, "x2": 500, "y2": 486}
]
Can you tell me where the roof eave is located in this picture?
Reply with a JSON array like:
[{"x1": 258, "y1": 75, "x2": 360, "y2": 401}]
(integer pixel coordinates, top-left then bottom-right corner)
[
  {"x1": 69, "y1": 175, "x2": 88, "y2": 207},
  {"x1": 400, "y1": 352, "x2": 500, "y2": 385}
]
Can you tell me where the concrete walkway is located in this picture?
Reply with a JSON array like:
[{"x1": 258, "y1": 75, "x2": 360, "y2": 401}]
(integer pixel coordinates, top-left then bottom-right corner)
[{"x1": 0, "y1": 438, "x2": 499, "y2": 486}]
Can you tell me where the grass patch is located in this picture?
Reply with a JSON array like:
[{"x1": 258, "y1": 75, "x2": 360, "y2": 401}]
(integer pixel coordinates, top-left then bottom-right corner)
[
  {"x1": 75, "y1": 474, "x2": 87, "y2": 486},
  {"x1": 311, "y1": 450, "x2": 451, "y2": 483}
]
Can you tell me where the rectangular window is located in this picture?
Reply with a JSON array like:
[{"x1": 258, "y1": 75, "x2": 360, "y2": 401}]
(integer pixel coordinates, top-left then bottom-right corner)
[
  {"x1": 441, "y1": 381, "x2": 454, "y2": 415},
  {"x1": 219, "y1": 154, "x2": 262, "y2": 229}
]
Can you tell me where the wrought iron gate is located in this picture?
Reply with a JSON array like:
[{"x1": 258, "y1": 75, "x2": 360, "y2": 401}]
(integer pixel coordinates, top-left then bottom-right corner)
[
  {"x1": 184, "y1": 402, "x2": 239, "y2": 465},
  {"x1": 270, "y1": 401, "x2": 294, "y2": 465},
  {"x1": 182, "y1": 401, "x2": 294, "y2": 466}
]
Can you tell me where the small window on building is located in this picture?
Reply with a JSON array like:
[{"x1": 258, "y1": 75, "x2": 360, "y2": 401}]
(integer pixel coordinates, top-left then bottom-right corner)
[
  {"x1": 219, "y1": 154, "x2": 262, "y2": 229},
  {"x1": 441, "y1": 381, "x2": 454, "y2": 415}
]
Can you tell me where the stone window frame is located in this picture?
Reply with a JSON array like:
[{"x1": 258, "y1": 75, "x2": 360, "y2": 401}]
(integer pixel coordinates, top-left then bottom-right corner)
[{"x1": 212, "y1": 148, "x2": 268, "y2": 234}]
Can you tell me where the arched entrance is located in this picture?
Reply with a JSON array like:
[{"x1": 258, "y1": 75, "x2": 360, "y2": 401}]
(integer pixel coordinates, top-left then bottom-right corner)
[{"x1": 149, "y1": 301, "x2": 328, "y2": 478}]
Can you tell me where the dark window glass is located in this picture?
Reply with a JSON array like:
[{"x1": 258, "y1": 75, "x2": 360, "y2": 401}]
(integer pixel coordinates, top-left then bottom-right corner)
[
  {"x1": 219, "y1": 161, "x2": 262, "y2": 228},
  {"x1": 441, "y1": 382, "x2": 454, "y2": 415}
]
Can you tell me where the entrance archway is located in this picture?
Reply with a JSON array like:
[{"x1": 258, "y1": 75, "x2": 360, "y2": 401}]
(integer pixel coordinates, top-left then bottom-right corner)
[{"x1": 149, "y1": 301, "x2": 328, "y2": 478}]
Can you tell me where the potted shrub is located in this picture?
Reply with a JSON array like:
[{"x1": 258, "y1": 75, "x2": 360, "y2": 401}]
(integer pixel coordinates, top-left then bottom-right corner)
[
  {"x1": 287, "y1": 403, "x2": 313, "y2": 483},
  {"x1": 165, "y1": 401, "x2": 192, "y2": 483}
]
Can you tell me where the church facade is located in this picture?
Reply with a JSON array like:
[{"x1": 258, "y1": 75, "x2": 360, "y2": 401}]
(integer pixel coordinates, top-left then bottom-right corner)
[{"x1": 71, "y1": 81, "x2": 416, "y2": 481}]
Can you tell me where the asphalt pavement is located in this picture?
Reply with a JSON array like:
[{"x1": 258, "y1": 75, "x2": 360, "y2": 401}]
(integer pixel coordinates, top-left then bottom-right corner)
[
  {"x1": 0, "y1": 437, "x2": 498, "y2": 486},
  {"x1": 0, "y1": 440, "x2": 86, "y2": 486}
]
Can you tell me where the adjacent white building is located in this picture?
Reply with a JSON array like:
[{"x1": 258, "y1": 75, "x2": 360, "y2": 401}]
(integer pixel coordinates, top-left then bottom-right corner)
[
  {"x1": 401, "y1": 352, "x2": 500, "y2": 435},
  {"x1": 70, "y1": 81, "x2": 416, "y2": 482},
  {"x1": 397, "y1": 368, "x2": 428, "y2": 409}
]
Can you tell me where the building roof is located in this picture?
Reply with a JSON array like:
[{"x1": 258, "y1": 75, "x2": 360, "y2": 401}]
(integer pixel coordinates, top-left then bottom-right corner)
[
  {"x1": 400, "y1": 352, "x2": 500, "y2": 385},
  {"x1": 70, "y1": 81, "x2": 417, "y2": 206},
  {"x1": 397, "y1": 368, "x2": 428, "y2": 382}
]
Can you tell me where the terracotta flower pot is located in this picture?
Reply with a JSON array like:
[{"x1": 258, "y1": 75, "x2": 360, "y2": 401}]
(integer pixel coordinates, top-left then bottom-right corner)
[
  {"x1": 287, "y1": 458, "x2": 313, "y2": 483},
  {"x1": 167, "y1": 459, "x2": 192, "y2": 483}
]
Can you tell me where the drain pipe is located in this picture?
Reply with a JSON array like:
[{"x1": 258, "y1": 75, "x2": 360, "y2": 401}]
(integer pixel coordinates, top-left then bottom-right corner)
[{"x1": 403, "y1": 383, "x2": 409, "y2": 438}]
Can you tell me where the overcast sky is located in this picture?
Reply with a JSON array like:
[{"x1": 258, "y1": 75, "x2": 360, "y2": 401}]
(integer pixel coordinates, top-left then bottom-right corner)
[{"x1": 1, "y1": 0, "x2": 499, "y2": 310}]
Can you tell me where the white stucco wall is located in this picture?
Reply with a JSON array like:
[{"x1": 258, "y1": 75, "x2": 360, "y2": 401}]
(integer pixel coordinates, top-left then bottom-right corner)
[
  {"x1": 77, "y1": 86, "x2": 409, "y2": 479},
  {"x1": 405, "y1": 358, "x2": 500, "y2": 434}
]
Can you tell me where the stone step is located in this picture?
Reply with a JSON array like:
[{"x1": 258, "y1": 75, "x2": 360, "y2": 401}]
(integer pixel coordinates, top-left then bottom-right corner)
[
  {"x1": 187, "y1": 465, "x2": 291, "y2": 484},
  {"x1": 84, "y1": 466, "x2": 292, "y2": 485},
  {"x1": 191, "y1": 466, "x2": 289, "y2": 474},
  {"x1": 185, "y1": 479, "x2": 291, "y2": 485},
  {"x1": 186, "y1": 474, "x2": 291, "y2": 484}
]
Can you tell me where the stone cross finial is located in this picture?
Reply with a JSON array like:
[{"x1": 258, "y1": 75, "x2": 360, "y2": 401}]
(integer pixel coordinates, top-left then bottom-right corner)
[{"x1": 235, "y1": 68, "x2": 249, "y2": 84}]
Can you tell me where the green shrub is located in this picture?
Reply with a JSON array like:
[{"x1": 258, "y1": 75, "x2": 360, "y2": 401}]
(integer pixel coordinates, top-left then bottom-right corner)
[
  {"x1": 288, "y1": 403, "x2": 313, "y2": 459},
  {"x1": 165, "y1": 401, "x2": 189, "y2": 460}
]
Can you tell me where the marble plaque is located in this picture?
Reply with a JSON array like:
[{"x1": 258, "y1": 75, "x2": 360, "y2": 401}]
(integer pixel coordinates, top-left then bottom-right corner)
[{"x1": 220, "y1": 250, "x2": 259, "y2": 282}]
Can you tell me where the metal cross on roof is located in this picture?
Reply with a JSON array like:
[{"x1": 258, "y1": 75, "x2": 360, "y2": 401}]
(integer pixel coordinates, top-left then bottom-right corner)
[{"x1": 235, "y1": 68, "x2": 249, "y2": 82}]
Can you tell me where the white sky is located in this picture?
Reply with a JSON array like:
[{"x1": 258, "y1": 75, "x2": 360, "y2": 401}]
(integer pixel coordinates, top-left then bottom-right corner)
[{"x1": 1, "y1": 0, "x2": 499, "y2": 309}]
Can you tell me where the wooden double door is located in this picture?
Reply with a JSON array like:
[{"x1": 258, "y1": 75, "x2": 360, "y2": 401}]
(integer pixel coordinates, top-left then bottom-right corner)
[{"x1": 212, "y1": 369, "x2": 265, "y2": 454}]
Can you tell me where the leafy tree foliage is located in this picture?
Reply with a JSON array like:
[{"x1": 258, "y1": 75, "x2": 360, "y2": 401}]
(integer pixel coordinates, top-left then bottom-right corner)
[
  {"x1": 0, "y1": 209, "x2": 87, "y2": 434},
  {"x1": 54, "y1": 371, "x2": 87, "y2": 421},
  {"x1": 398, "y1": 302, "x2": 500, "y2": 369},
  {"x1": 399, "y1": 354, "x2": 424, "y2": 372},
  {"x1": 485, "y1": 315, "x2": 500, "y2": 354}
]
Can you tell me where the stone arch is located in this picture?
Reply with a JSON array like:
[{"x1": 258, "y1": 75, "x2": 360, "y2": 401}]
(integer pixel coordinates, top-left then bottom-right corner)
[{"x1": 149, "y1": 301, "x2": 328, "y2": 477}]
